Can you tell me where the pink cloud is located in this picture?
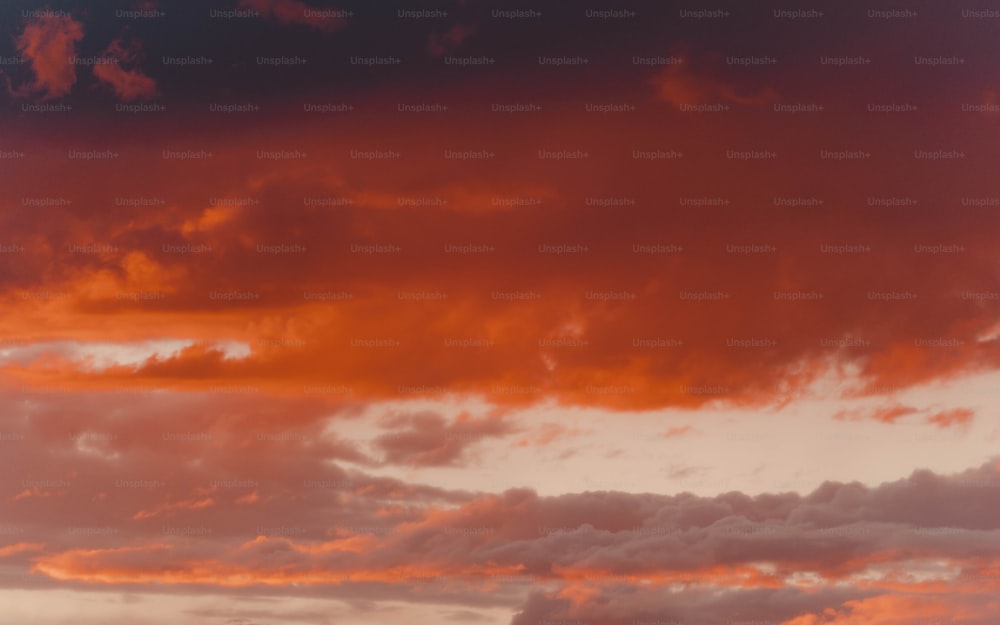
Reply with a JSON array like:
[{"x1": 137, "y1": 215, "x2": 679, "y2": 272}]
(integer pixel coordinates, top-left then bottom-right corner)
[{"x1": 374, "y1": 410, "x2": 514, "y2": 466}]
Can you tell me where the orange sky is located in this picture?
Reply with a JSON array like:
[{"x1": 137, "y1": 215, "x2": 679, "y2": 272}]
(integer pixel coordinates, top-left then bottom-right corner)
[{"x1": 1, "y1": 2, "x2": 999, "y2": 624}]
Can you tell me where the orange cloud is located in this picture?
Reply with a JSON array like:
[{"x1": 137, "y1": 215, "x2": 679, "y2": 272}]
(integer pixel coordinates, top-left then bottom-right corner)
[
  {"x1": 781, "y1": 594, "x2": 992, "y2": 625},
  {"x1": 834, "y1": 404, "x2": 918, "y2": 424},
  {"x1": 1, "y1": 77, "x2": 999, "y2": 413},
  {"x1": 0, "y1": 542, "x2": 45, "y2": 557},
  {"x1": 926, "y1": 407, "x2": 975, "y2": 429},
  {"x1": 661, "y1": 425, "x2": 693, "y2": 438}
]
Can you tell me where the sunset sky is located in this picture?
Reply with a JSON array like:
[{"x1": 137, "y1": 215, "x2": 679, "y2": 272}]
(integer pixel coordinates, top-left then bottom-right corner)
[{"x1": 1, "y1": 1, "x2": 1000, "y2": 624}]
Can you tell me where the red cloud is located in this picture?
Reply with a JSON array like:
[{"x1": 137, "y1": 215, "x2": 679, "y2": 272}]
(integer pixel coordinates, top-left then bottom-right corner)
[
  {"x1": 2, "y1": 82, "x2": 1000, "y2": 412},
  {"x1": 239, "y1": 0, "x2": 347, "y2": 31},
  {"x1": 650, "y1": 50, "x2": 780, "y2": 108},
  {"x1": 428, "y1": 24, "x2": 477, "y2": 58},
  {"x1": 11, "y1": 14, "x2": 84, "y2": 100},
  {"x1": 92, "y1": 38, "x2": 157, "y2": 101}
]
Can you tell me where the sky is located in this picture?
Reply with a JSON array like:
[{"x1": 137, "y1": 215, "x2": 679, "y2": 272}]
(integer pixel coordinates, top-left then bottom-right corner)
[{"x1": 1, "y1": 1, "x2": 1000, "y2": 624}]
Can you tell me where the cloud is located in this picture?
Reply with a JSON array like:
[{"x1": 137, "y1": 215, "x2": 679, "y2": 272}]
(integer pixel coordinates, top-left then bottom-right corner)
[
  {"x1": 239, "y1": 0, "x2": 347, "y2": 31},
  {"x1": 92, "y1": 38, "x2": 157, "y2": 101},
  {"x1": 19, "y1": 458, "x2": 1000, "y2": 586},
  {"x1": 509, "y1": 587, "x2": 882, "y2": 625},
  {"x1": 834, "y1": 404, "x2": 919, "y2": 424},
  {"x1": 0, "y1": 543, "x2": 44, "y2": 557},
  {"x1": 2, "y1": 79, "x2": 1000, "y2": 412},
  {"x1": 15, "y1": 459, "x2": 1000, "y2": 625},
  {"x1": 835, "y1": 404, "x2": 976, "y2": 429},
  {"x1": 11, "y1": 14, "x2": 84, "y2": 99},
  {"x1": 3, "y1": 7, "x2": 998, "y2": 625},
  {"x1": 374, "y1": 411, "x2": 515, "y2": 466},
  {"x1": 926, "y1": 407, "x2": 975, "y2": 429},
  {"x1": 1, "y1": 385, "x2": 995, "y2": 620},
  {"x1": 514, "y1": 423, "x2": 584, "y2": 448},
  {"x1": 510, "y1": 587, "x2": 1000, "y2": 625},
  {"x1": 650, "y1": 50, "x2": 780, "y2": 108},
  {"x1": 780, "y1": 594, "x2": 1000, "y2": 625},
  {"x1": 661, "y1": 425, "x2": 693, "y2": 438},
  {"x1": 427, "y1": 24, "x2": 477, "y2": 58}
]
